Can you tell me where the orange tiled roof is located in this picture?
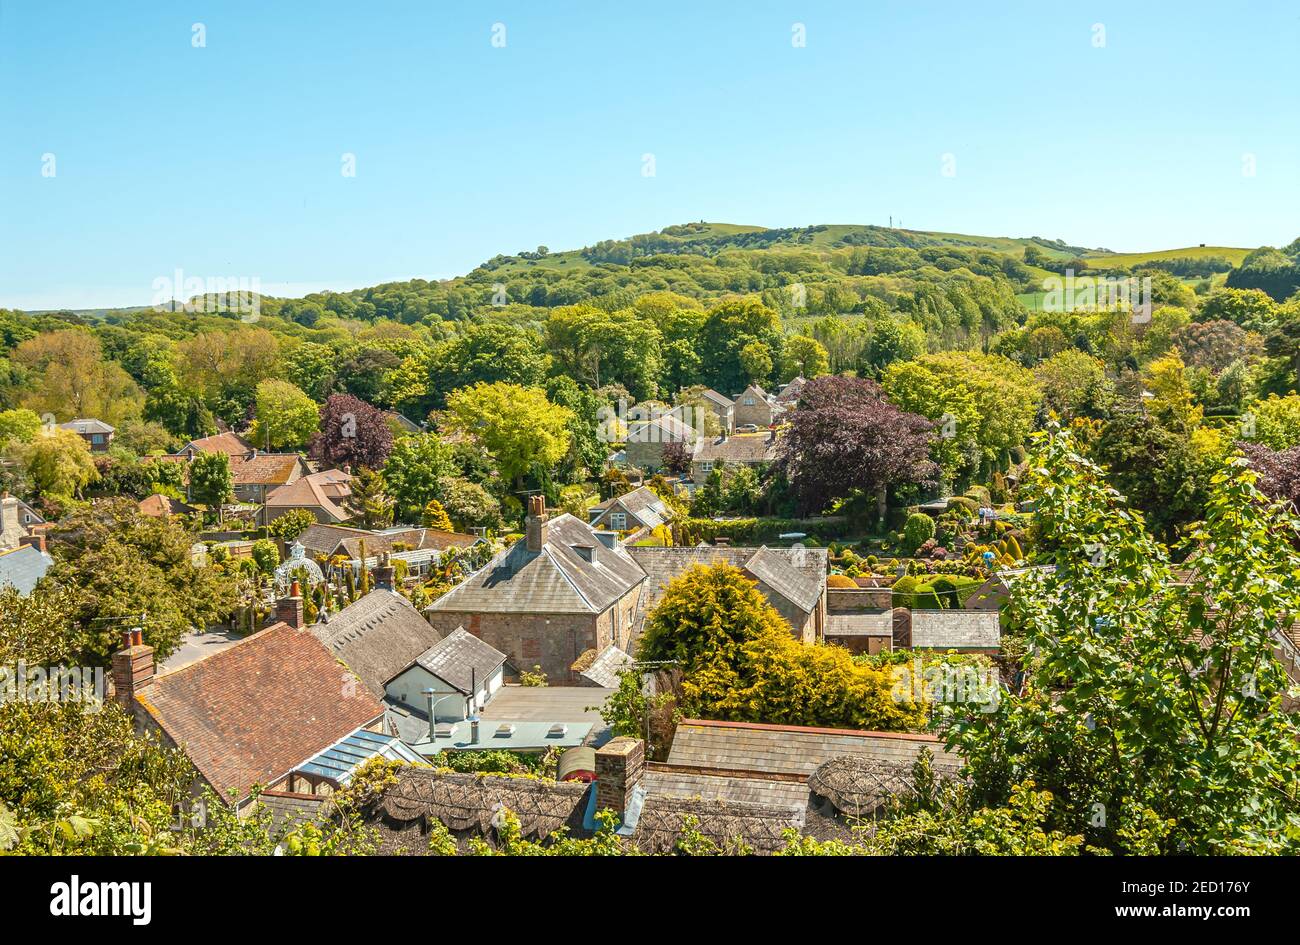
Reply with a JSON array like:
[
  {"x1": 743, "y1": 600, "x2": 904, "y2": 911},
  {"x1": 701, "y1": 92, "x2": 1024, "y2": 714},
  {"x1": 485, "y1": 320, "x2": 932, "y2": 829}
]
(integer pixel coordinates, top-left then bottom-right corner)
[{"x1": 135, "y1": 622, "x2": 383, "y2": 803}]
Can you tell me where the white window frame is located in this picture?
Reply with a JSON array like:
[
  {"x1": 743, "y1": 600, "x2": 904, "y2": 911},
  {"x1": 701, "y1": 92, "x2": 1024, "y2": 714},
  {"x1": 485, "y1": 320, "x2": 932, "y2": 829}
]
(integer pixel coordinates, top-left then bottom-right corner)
[{"x1": 610, "y1": 512, "x2": 627, "y2": 530}]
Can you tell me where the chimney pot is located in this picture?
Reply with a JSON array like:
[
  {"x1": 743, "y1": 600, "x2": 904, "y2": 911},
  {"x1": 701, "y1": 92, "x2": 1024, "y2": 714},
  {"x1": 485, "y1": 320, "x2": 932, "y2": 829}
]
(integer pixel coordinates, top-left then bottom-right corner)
[{"x1": 525, "y1": 495, "x2": 549, "y2": 553}]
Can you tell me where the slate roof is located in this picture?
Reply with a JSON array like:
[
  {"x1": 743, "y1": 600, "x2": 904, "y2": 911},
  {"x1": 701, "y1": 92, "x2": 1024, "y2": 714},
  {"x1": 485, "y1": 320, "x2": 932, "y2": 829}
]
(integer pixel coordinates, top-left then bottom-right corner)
[
  {"x1": 691, "y1": 432, "x2": 780, "y2": 465},
  {"x1": 575, "y1": 643, "x2": 633, "y2": 688},
  {"x1": 743, "y1": 546, "x2": 822, "y2": 615},
  {"x1": 775, "y1": 376, "x2": 807, "y2": 404},
  {"x1": 640, "y1": 767, "x2": 811, "y2": 810},
  {"x1": 626, "y1": 415, "x2": 695, "y2": 443},
  {"x1": 407, "y1": 627, "x2": 508, "y2": 695},
  {"x1": 427, "y1": 514, "x2": 644, "y2": 616},
  {"x1": 826, "y1": 612, "x2": 894, "y2": 637},
  {"x1": 589, "y1": 485, "x2": 670, "y2": 530},
  {"x1": 909, "y1": 610, "x2": 1001, "y2": 650},
  {"x1": 0, "y1": 544, "x2": 51, "y2": 595},
  {"x1": 625, "y1": 545, "x2": 827, "y2": 637},
  {"x1": 666, "y1": 718, "x2": 962, "y2": 777},
  {"x1": 310, "y1": 589, "x2": 445, "y2": 698},
  {"x1": 699, "y1": 388, "x2": 734, "y2": 410},
  {"x1": 60, "y1": 418, "x2": 114, "y2": 435},
  {"x1": 135, "y1": 622, "x2": 384, "y2": 803}
]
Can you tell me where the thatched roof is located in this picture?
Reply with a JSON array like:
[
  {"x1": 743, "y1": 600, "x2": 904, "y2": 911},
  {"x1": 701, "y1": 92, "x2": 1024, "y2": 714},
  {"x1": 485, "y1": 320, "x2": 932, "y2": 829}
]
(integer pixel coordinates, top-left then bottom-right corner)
[
  {"x1": 807, "y1": 756, "x2": 916, "y2": 817},
  {"x1": 368, "y1": 767, "x2": 588, "y2": 843},
  {"x1": 631, "y1": 794, "x2": 803, "y2": 855}
]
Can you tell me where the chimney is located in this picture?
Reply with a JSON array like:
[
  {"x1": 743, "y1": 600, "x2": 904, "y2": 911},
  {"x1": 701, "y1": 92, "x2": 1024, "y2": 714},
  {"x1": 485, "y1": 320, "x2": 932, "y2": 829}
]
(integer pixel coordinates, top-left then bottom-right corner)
[
  {"x1": 424, "y1": 687, "x2": 437, "y2": 741},
  {"x1": 19, "y1": 533, "x2": 46, "y2": 554},
  {"x1": 375, "y1": 552, "x2": 395, "y2": 592},
  {"x1": 595, "y1": 737, "x2": 645, "y2": 822},
  {"x1": 525, "y1": 495, "x2": 549, "y2": 553},
  {"x1": 275, "y1": 579, "x2": 304, "y2": 629},
  {"x1": 111, "y1": 627, "x2": 155, "y2": 714},
  {"x1": 0, "y1": 493, "x2": 20, "y2": 551}
]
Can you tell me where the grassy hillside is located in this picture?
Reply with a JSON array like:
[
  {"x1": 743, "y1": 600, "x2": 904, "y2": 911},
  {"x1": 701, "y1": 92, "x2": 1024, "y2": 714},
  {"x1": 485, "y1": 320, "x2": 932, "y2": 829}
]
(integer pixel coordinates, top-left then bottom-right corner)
[{"x1": 1081, "y1": 245, "x2": 1252, "y2": 269}]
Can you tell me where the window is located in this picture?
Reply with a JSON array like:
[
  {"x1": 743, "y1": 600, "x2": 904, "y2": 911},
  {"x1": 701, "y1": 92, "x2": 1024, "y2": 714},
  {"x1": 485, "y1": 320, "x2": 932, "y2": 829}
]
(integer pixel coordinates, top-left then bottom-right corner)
[
  {"x1": 699, "y1": 461, "x2": 713, "y2": 474},
  {"x1": 610, "y1": 512, "x2": 627, "y2": 530},
  {"x1": 91, "y1": 434, "x2": 104, "y2": 445},
  {"x1": 743, "y1": 397, "x2": 755, "y2": 406}
]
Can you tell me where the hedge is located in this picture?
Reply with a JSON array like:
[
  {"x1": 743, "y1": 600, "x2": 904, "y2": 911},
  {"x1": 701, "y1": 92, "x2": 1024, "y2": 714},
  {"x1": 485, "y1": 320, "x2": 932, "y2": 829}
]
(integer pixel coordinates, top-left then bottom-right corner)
[{"x1": 672, "y1": 516, "x2": 850, "y2": 546}]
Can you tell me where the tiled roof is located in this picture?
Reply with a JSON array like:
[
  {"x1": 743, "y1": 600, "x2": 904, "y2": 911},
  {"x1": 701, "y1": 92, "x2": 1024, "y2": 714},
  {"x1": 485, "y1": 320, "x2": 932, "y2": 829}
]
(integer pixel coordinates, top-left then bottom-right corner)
[
  {"x1": 136, "y1": 622, "x2": 384, "y2": 803},
  {"x1": 774, "y1": 376, "x2": 806, "y2": 403},
  {"x1": 229, "y1": 452, "x2": 305, "y2": 486},
  {"x1": 137, "y1": 494, "x2": 197, "y2": 517},
  {"x1": 310, "y1": 589, "x2": 445, "y2": 698},
  {"x1": 826, "y1": 612, "x2": 894, "y2": 637},
  {"x1": 427, "y1": 514, "x2": 644, "y2": 616},
  {"x1": 409, "y1": 627, "x2": 508, "y2": 694},
  {"x1": 625, "y1": 545, "x2": 827, "y2": 637},
  {"x1": 667, "y1": 718, "x2": 962, "y2": 777},
  {"x1": 691, "y1": 433, "x2": 779, "y2": 464},
  {"x1": 182, "y1": 432, "x2": 253, "y2": 455},
  {"x1": 264, "y1": 472, "x2": 351, "y2": 521},
  {"x1": 0, "y1": 544, "x2": 51, "y2": 596},
  {"x1": 909, "y1": 610, "x2": 1001, "y2": 650},
  {"x1": 297, "y1": 523, "x2": 480, "y2": 559}
]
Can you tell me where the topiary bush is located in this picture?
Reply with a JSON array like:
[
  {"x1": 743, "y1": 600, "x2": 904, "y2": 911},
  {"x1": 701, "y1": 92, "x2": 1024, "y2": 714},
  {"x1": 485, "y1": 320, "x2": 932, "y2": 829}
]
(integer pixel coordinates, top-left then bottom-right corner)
[{"x1": 901, "y1": 512, "x2": 936, "y2": 556}]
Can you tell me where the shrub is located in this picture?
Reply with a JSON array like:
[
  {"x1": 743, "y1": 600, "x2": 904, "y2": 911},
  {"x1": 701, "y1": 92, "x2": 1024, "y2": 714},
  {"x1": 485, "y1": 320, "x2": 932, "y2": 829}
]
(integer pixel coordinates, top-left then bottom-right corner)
[
  {"x1": 892, "y1": 575, "x2": 919, "y2": 608},
  {"x1": 827, "y1": 574, "x2": 858, "y2": 588},
  {"x1": 901, "y1": 513, "x2": 936, "y2": 555}
]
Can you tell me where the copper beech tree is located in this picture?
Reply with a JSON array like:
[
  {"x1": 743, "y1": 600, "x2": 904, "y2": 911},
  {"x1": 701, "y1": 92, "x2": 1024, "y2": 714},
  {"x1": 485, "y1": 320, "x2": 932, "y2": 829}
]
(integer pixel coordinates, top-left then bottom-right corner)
[{"x1": 777, "y1": 374, "x2": 937, "y2": 522}]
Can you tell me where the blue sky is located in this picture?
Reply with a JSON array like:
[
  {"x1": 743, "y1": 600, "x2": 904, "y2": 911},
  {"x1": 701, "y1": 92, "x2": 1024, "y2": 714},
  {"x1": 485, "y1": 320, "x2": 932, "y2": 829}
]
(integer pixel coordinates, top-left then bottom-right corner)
[{"x1": 2, "y1": 0, "x2": 1297, "y2": 309}]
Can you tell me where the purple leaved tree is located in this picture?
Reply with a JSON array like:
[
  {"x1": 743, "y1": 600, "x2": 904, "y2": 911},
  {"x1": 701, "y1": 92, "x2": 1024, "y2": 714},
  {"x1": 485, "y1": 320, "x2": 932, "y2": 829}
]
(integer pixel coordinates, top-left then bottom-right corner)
[{"x1": 778, "y1": 375, "x2": 937, "y2": 523}]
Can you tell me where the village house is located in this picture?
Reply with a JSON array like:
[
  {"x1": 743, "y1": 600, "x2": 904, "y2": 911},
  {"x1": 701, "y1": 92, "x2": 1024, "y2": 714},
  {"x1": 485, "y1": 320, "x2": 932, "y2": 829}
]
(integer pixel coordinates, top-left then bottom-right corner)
[
  {"x1": 137, "y1": 493, "x2": 199, "y2": 518},
  {"x1": 426, "y1": 499, "x2": 828, "y2": 683},
  {"x1": 731, "y1": 384, "x2": 781, "y2": 428},
  {"x1": 166, "y1": 433, "x2": 311, "y2": 504},
  {"x1": 623, "y1": 413, "x2": 696, "y2": 473},
  {"x1": 587, "y1": 484, "x2": 670, "y2": 534},
  {"x1": 626, "y1": 543, "x2": 828, "y2": 643},
  {"x1": 307, "y1": 582, "x2": 446, "y2": 700},
  {"x1": 774, "y1": 375, "x2": 807, "y2": 406},
  {"x1": 261, "y1": 468, "x2": 352, "y2": 526},
  {"x1": 384, "y1": 627, "x2": 508, "y2": 720},
  {"x1": 110, "y1": 621, "x2": 385, "y2": 812},
  {"x1": 59, "y1": 418, "x2": 115, "y2": 452},
  {"x1": 696, "y1": 388, "x2": 735, "y2": 434},
  {"x1": 689, "y1": 429, "x2": 780, "y2": 482},
  {"x1": 425, "y1": 497, "x2": 646, "y2": 684}
]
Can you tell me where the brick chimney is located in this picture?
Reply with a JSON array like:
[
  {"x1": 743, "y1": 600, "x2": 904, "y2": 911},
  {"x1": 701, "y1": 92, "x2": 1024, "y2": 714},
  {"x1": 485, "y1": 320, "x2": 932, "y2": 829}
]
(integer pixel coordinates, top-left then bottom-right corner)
[
  {"x1": 275, "y1": 579, "x2": 304, "y2": 629},
  {"x1": 111, "y1": 628, "x2": 154, "y2": 714},
  {"x1": 19, "y1": 533, "x2": 46, "y2": 554},
  {"x1": 525, "y1": 495, "x2": 549, "y2": 553},
  {"x1": 595, "y1": 737, "x2": 645, "y2": 822},
  {"x1": 374, "y1": 552, "x2": 395, "y2": 592}
]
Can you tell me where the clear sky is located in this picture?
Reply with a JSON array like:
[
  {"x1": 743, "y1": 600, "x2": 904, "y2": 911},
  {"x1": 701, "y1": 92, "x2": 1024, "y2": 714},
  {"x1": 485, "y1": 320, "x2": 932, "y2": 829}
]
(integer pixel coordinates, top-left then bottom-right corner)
[{"x1": 2, "y1": 0, "x2": 1297, "y2": 310}]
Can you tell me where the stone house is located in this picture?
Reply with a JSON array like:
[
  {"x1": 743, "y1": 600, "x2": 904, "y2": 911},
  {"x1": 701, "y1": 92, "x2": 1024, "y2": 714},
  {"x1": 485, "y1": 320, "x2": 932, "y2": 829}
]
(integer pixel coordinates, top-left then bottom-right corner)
[
  {"x1": 60, "y1": 418, "x2": 115, "y2": 452},
  {"x1": 624, "y1": 414, "x2": 695, "y2": 473},
  {"x1": 731, "y1": 385, "x2": 780, "y2": 428},
  {"x1": 689, "y1": 430, "x2": 779, "y2": 483},
  {"x1": 587, "y1": 485, "x2": 670, "y2": 533},
  {"x1": 424, "y1": 497, "x2": 647, "y2": 685}
]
